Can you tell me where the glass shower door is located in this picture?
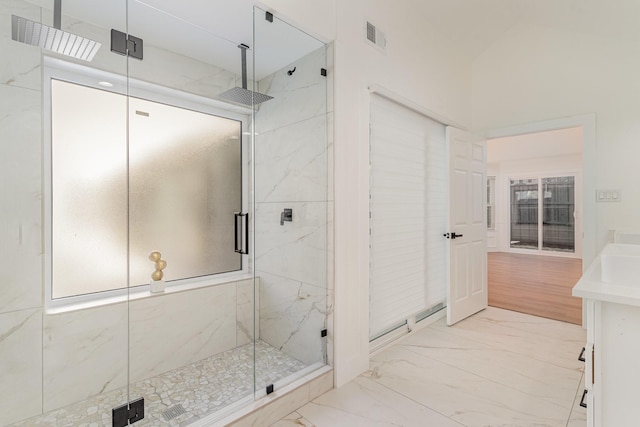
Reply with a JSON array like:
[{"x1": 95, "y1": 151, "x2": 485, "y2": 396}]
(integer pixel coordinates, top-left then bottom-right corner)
[
  {"x1": 1, "y1": 1, "x2": 131, "y2": 425},
  {"x1": 251, "y1": 6, "x2": 330, "y2": 396},
  {"x1": 126, "y1": 2, "x2": 257, "y2": 424}
]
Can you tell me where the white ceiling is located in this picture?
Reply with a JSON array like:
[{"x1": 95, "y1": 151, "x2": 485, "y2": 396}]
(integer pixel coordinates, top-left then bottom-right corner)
[
  {"x1": 26, "y1": 0, "x2": 640, "y2": 76},
  {"x1": 412, "y1": 0, "x2": 640, "y2": 59},
  {"x1": 487, "y1": 127, "x2": 583, "y2": 163}
]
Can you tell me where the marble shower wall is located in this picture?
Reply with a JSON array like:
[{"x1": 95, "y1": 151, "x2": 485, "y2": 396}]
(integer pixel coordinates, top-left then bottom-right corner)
[
  {"x1": 39, "y1": 278, "x2": 256, "y2": 416},
  {"x1": 0, "y1": 1, "x2": 45, "y2": 425},
  {"x1": 254, "y1": 46, "x2": 332, "y2": 366},
  {"x1": 0, "y1": 1, "x2": 252, "y2": 424}
]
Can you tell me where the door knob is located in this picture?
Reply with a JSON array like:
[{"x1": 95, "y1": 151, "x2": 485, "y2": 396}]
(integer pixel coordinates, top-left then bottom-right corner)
[{"x1": 443, "y1": 232, "x2": 464, "y2": 239}]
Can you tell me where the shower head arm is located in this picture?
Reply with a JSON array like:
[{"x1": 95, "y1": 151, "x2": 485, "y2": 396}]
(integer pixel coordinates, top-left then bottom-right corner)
[
  {"x1": 238, "y1": 43, "x2": 249, "y2": 90},
  {"x1": 54, "y1": 0, "x2": 61, "y2": 29}
]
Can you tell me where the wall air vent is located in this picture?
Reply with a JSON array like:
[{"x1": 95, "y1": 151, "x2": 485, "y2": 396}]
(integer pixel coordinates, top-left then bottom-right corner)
[
  {"x1": 366, "y1": 21, "x2": 376, "y2": 43},
  {"x1": 366, "y1": 20, "x2": 386, "y2": 51}
]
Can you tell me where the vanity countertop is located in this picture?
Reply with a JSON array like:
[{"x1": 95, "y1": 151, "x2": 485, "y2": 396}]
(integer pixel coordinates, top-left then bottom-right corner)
[{"x1": 573, "y1": 243, "x2": 640, "y2": 307}]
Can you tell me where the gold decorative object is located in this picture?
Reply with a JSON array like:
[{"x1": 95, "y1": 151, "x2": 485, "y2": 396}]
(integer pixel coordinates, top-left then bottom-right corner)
[{"x1": 149, "y1": 251, "x2": 167, "y2": 281}]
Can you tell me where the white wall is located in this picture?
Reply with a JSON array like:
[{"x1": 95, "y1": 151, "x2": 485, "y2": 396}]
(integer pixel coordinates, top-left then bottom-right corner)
[
  {"x1": 334, "y1": 0, "x2": 473, "y2": 386},
  {"x1": 473, "y1": 23, "x2": 640, "y2": 255},
  {"x1": 263, "y1": 0, "x2": 473, "y2": 386}
]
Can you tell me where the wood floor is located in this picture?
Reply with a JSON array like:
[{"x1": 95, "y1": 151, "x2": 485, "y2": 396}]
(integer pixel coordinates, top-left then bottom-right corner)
[{"x1": 488, "y1": 252, "x2": 583, "y2": 325}]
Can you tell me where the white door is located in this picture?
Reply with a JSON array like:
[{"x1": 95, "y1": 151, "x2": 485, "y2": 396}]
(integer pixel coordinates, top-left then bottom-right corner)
[{"x1": 446, "y1": 127, "x2": 488, "y2": 325}]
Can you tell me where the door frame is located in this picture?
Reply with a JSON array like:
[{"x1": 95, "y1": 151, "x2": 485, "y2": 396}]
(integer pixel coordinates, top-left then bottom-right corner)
[{"x1": 482, "y1": 114, "x2": 597, "y2": 327}]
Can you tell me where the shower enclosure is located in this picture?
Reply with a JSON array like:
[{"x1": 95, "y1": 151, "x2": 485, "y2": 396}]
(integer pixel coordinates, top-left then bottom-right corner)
[{"x1": 0, "y1": 1, "x2": 331, "y2": 425}]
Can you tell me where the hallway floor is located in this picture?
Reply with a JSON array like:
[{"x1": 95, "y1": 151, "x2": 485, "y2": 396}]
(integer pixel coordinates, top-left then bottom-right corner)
[
  {"x1": 273, "y1": 307, "x2": 587, "y2": 427},
  {"x1": 488, "y1": 252, "x2": 583, "y2": 325}
]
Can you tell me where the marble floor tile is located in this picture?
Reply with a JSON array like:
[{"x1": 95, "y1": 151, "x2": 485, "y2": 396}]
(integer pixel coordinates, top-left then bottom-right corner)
[
  {"x1": 401, "y1": 327, "x2": 582, "y2": 406},
  {"x1": 367, "y1": 345, "x2": 571, "y2": 426},
  {"x1": 270, "y1": 411, "x2": 315, "y2": 427},
  {"x1": 472, "y1": 307, "x2": 587, "y2": 343},
  {"x1": 274, "y1": 307, "x2": 585, "y2": 427},
  {"x1": 296, "y1": 376, "x2": 462, "y2": 427},
  {"x1": 429, "y1": 311, "x2": 585, "y2": 371},
  {"x1": 567, "y1": 372, "x2": 587, "y2": 427}
]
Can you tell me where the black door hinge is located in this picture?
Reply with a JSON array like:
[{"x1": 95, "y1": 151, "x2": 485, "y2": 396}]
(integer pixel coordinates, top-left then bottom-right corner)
[
  {"x1": 321, "y1": 68, "x2": 327, "y2": 76},
  {"x1": 321, "y1": 328, "x2": 328, "y2": 337},
  {"x1": 266, "y1": 384, "x2": 274, "y2": 395},
  {"x1": 113, "y1": 397, "x2": 144, "y2": 427},
  {"x1": 110, "y1": 29, "x2": 144, "y2": 60}
]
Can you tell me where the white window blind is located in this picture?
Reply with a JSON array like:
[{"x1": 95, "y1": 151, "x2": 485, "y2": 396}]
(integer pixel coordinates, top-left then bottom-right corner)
[{"x1": 369, "y1": 94, "x2": 447, "y2": 339}]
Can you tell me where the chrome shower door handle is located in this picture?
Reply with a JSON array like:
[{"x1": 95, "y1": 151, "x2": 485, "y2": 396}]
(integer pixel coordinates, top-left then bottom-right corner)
[{"x1": 234, "y1": 212, "x2": 249, "y2": 255}]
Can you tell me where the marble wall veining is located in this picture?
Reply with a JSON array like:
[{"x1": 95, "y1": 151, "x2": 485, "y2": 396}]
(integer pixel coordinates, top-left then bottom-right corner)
[
  {"x1": 0, "y1": 308, "x2": 42, "y2": 426},
  {"x1": 254, "y1": 115, "x2": 328, "y2": 204},
  {"x1": 258, "y1": 272, "x2": 327, "y2": 365},
  {"x1": 129, "y1": 283, "x2": 237, "y2": 383},
  {"x1": 0, "y1": 5, "x2": 44, "y2": 425},
  {"x1": 255, "y1": 47, "x2": 328, "y2": 134},
  {"x1": 255, "y1": 46, "x2": 331, "y2": 366},
  {"x1": 43, "y1": 303, "x2": 129, "y2": 412},
  {"x1": 0, "y1": 0, "x2": 41, "y2": 90},
  {"x1": 237, "y1": 277, "x2": 260, "y2": 346},
  {"x1": 254, "y1": 202, "x2": 327, "y2": 288},
  {"x1": 38, "y1": 279, "x2": 256, "y2": 416},
  {"x1": 0, "y1": 83, "x2": 42, "y2": 314}
]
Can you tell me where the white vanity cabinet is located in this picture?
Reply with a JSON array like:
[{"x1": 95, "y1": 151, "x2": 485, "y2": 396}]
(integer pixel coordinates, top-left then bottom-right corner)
[{"x1": 573, "y1": 243, "x2": 640, "y2": 427}]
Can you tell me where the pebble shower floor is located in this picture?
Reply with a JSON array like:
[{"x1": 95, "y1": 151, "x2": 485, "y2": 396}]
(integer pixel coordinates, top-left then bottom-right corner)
[{"x1": 11, "y1": 340, "x2": 307, "y2": 426}]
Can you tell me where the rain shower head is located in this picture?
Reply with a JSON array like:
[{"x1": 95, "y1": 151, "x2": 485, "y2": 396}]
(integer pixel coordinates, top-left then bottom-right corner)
[
  {"x1": 218, "y1": 43, "x2": 273, "y2": 106},
  {"x1": 11, "y1": 0, "x2": 101, "y2": 62},
  {"x1": 217, "y1": 86, "x2": 273, "y2": 106}
]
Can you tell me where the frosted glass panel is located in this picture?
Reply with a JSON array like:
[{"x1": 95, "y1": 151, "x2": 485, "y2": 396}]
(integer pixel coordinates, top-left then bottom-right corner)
[
  {"x1": 51, "y1": 80, "x2": 242, "y2": 299},
  {"x1": 128, "y1": 97, "x2": 242, "y2": 286},
  {"x1": 51, "y1": 79, "x2": 128, "y2": 299}
]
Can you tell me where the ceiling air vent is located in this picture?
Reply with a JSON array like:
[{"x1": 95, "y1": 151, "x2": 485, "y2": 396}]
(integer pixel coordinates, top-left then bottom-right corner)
[{"x1": 366, "y1": 21, "x2": 387, "y2": 51}]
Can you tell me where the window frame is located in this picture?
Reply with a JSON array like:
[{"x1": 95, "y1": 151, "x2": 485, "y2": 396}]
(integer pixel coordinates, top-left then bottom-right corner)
[
  {"x1": 43, "y1": 57, "x2": 252, "y2": 312},
  {"x1": 506, "y1": 171, "x2": 582, "y2": 258}
]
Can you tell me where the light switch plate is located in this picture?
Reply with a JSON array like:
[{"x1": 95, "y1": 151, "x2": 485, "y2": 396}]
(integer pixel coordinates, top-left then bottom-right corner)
[{"x1": 596, "y1": 189, "x2": 622, "y2": 203}]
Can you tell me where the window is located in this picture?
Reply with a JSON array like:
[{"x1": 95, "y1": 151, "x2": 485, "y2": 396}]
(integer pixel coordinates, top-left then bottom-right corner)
[
  {"x1": 50, "y1": 78, "x2": 244, "y2": 300},
  {"x1": 510, "y1": 178, "x2": 539, "y2": 249},
  {"x1": 509, "y1": 176, "x2": 575, "y2": 253},
  {"x1": 541, "y1": 176, "x2": 575, "y2": 252},
  {"x1": 487, "y1": 176, "x2": 495, "y2": 230}
]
